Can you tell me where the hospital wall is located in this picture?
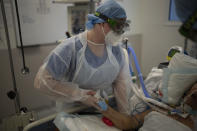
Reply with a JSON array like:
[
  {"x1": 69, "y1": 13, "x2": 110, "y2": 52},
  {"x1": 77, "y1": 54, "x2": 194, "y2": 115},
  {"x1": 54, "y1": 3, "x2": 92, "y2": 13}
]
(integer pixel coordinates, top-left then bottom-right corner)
[
  {"x1": 0, "y1": 44, "x2": 57, "y2": 120},
  {"x1": 123, "y1": 0, "x2": 185, "y2": 76}
]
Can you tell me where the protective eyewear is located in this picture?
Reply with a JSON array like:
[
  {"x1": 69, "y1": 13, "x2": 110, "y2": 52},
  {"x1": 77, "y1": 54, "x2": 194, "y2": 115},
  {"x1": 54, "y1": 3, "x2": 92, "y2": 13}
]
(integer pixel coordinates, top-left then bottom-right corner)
[
  {"x1": 179, "y1": 9, "x2": 197, "y2": 42},
  {"x1": 95, "y1": 12, "x2": 130, "y2": 35}
]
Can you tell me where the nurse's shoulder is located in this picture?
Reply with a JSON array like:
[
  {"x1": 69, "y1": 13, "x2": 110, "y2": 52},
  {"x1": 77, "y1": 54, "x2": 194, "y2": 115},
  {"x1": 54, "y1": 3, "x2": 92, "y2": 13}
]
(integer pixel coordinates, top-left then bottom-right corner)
[{"x1": 52, "y1": 36, "x2": 76, "y2": 55}]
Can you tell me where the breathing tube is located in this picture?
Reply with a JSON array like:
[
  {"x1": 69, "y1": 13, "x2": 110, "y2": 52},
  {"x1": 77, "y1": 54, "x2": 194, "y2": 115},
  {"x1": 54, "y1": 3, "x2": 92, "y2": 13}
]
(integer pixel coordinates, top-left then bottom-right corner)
[
  {"x1": 127, "y1": 46, "x2": 151, "y2": 98},
  {"x1": 126, "y1": 43, "x2": 186, "y2": 117}
]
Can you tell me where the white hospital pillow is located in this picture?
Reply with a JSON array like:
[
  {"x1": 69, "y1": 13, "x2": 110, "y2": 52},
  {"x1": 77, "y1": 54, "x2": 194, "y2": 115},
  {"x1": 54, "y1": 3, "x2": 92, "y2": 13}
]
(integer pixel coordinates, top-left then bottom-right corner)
[
  {"x1": 169, "y1": 53, "x2": 197, "y2": 69},
  {"x1": 159, "y1": 53, "x2": 197, "y2": 105},
  {"x1": 160, "y1": 68, "x2": 197, "y2": 105}
]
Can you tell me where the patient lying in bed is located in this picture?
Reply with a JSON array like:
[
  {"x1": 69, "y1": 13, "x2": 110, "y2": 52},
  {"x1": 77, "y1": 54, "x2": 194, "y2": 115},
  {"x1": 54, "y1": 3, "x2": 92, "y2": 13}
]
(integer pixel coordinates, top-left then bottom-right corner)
[{"x1": 101, "y1": 82, "x2": 197, "y2": 131}]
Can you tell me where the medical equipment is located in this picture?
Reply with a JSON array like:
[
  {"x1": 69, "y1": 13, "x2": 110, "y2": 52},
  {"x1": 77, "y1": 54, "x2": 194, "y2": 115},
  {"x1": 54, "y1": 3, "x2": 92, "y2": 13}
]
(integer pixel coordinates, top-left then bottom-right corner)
[
  {"x1": 167, "y1": 46, "x2": 183, "y2": 61},
  {"x1": 125, "y1": 40, "x2": 190, "y2": 117},
  {"x1": 127, "y1": 44, "x2": 150, "y2": 98},
  {"x1": 94, "y1": 90, "x2": 115, "y2": 127},
  {"x1": 122, "y1": 38, "x2": 136, "y2": 82},
  {"x1": 95, "y1": 90, "x2": 108, "y2": 111},
  {"x1": 98, "y1": 101, "x2": 108, "y2": 111}
]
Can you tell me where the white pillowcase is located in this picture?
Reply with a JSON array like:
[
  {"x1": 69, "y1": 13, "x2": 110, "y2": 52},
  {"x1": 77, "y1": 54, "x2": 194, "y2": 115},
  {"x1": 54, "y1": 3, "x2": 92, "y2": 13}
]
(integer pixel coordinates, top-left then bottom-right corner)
[
  {"x1": 160, "y1": 53, "x2": 197, "y2": 105},
  {"x1": 160, "y1": 68, "x2": 197, "y2": 105},
  {"x1": 169, "y1": 53, "x2": 197, "y2": 69}
]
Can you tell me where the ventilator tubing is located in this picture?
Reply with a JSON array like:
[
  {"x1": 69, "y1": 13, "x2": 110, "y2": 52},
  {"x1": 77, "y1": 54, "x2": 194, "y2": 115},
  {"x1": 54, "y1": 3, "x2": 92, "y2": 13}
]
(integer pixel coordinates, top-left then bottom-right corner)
[
  {"x1": 127, "y1": 46, "x2": 185, "y2": 116},
  {"x1": 127, "y1": 46, "x2": 150, "y2": 98}
]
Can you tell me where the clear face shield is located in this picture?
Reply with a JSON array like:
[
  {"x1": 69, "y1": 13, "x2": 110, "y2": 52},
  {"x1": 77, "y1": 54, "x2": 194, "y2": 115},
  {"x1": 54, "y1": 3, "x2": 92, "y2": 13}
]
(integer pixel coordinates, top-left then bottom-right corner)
[{"x1": 108, "y1": 19, "x2": 130, "y2": 35}]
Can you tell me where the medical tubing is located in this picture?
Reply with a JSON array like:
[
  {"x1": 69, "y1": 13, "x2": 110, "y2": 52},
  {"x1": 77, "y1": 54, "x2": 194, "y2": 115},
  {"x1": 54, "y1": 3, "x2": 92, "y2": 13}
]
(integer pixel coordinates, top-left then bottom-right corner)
[
  {"x1": 131, "y1": 72, "x2": 185, "y2": 116},
  {"x1": 132, "y1": 86, "x2": 169, "y2": 114},
  {"x1": 127, "y1": 49, "x2": 134, "y2": 76},
  {"x1": 127, "y1": 46, "x2": 151, "y2": 98},
  {"x1": 127, "y1": 46, "x2": 184, "y2": 115},
  {"x1": 129, "y1": 64, "x2": 133, "y2": 76},
  {"x1": 132, "y1": 84, "x2": 173, "y2": 110},
  {"x1": 131, "y1": 83, "x2": 184, "y2": 116}
]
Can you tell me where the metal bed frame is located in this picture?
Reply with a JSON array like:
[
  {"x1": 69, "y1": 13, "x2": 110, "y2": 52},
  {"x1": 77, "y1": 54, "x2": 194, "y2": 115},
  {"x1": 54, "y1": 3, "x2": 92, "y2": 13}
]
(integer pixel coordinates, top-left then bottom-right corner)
[{"x1": 23, "y1": 105, "x2": 88, "y2": 131}]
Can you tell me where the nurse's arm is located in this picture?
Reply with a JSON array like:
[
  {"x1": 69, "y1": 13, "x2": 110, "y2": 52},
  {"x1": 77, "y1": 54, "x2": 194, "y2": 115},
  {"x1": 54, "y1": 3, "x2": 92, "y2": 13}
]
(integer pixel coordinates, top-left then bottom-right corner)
[
  {"x1": 34, "y1": 66, "x2": 89, "y2": 102},
  {"x1": 113, "y1": 48, "x2": 132, "y2": 114}
]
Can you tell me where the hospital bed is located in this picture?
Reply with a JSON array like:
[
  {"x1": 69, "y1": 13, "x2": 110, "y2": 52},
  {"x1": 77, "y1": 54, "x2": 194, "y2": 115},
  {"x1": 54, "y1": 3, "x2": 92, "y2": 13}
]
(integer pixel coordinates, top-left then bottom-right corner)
[
  {"x1": 23, "y1": 104, "x2": 88, "y2": 131},
  {"x1": 23, "y1": 95, "x2": 116, "y2": 131}
]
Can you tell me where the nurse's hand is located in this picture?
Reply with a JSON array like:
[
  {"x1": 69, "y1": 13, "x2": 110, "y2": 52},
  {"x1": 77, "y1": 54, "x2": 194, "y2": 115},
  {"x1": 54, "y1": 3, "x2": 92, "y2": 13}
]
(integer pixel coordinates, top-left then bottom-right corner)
[{"x1": 81, "y1": 90, "x2": 101, "y2": 110}]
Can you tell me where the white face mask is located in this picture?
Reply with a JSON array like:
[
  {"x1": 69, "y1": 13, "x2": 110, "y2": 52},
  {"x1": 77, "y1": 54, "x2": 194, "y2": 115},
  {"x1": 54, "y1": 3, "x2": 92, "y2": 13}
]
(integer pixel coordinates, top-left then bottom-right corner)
[{"x1": 102, "y1": 26, "x2": 122, "y2": 46}]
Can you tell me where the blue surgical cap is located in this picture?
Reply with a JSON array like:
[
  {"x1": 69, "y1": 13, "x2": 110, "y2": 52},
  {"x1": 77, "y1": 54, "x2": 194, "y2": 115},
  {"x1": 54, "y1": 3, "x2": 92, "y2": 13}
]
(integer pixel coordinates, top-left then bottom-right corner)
[
  {"x1": 86, "y1": 14, "x2": 105, "y2": 30},
  {"x1": 96, "y1": 0, "x2": 126, "y2": 19},
  {"x1": 86, "y1": 0, "x2": 127, "y2": 30}
]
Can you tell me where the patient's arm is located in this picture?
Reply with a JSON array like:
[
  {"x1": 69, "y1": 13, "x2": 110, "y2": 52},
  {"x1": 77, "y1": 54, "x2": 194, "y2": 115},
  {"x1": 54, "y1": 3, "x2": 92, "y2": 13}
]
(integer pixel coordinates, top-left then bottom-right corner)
[
  {"x1": 100, "y1": 83, "x2": 197, "y2": 130},
  {"x1": 101, "y1": 106, "x2": 152, "y2": 130}
]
